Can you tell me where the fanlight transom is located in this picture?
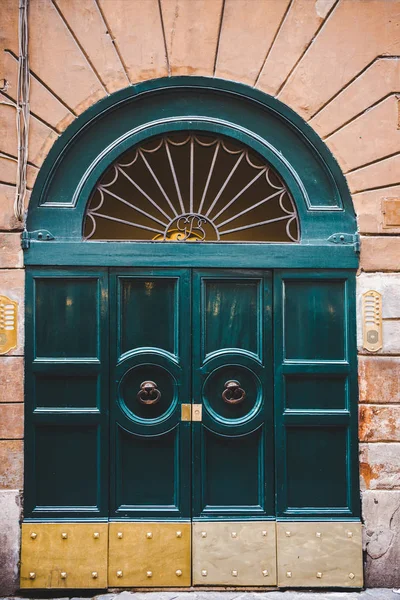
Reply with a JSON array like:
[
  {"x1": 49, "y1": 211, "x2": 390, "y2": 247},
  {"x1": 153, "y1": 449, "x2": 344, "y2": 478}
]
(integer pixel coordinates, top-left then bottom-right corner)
[{"x1": 83, "y1": 133, "x2": 299, "y2": 243}]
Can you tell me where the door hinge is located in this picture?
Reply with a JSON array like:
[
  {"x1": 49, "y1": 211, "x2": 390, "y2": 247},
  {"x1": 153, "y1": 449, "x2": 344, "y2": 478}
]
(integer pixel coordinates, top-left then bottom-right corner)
[
  {"x1": 21, "y1": 229, "x2": 55, "y2": 250},
  {"x1": 328, "y1": 232, "x2": 360, "y2": 254},
  {"x1": 181, "y1": 404, "x2": 202, "y2": 421}
]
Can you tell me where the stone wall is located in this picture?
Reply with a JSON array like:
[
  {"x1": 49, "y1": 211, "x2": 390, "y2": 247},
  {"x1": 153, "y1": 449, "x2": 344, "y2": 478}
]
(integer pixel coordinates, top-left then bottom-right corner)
[{"x1": 1, "y1": 0, "x2": 399, "y2": 592}]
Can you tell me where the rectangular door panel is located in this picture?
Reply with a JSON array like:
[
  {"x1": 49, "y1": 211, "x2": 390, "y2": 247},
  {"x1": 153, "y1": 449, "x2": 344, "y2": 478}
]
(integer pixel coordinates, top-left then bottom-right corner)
[
  {"x1": 25, "y1": 269, "x2": 109, "y2": 519},
  {"x1": 285, "y1": 427, "x2": 348, "y2": 509},
  {"x1": 34, "y1": 424, "x2": 100, "y2": 508},
  {"x1": 203, "y1": 278, "x2": 261, "y2": 357},
  {"x1": 110, "y1": 269, "x2": 191, "y2": 519},
  {"x1": 115, "y1": 426, "x2": 180, "y2": 512},
  {"x1": 33, "y1": 278, "x2": 100, "y2": 359},
  {"x1": 199, "y1": 426, "x2": 265, "y2": 513},
  {"x1": 192, "y1": 269, "x2": 274, "y2": 519},
  {"x1": 274, "y1": 270, "x2": 359, "y2": 518},
  {"x1": 283, "y1": 279, "x2": 346, "y2": 361},
  {"x1": 119, "y1": 277, "x2": 177, "y2": 356}
]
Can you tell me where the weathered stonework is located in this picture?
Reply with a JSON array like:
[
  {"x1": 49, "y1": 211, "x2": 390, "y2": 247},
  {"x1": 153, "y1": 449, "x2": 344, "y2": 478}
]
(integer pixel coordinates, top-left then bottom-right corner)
[
  {"x1": 0, "y1": 357, "x2": 24, "y2": 404},
  {"x1": 363, "y1": 490, "x2": 400, "y2": 588},
  {"x1": 359, "y1": 405, "x2": 400, "y2": 442},
  {"x1": 0, "y1": 403, "x2": 24, "y2": 440},
  {"x1": 0, "y1": 440, "x2": 23, "y2": 490},
  {"x1": 0, "y1": 490, "x2": 22, "y2": 595},
  {"x1": 359, "y1": 357, "x2": 400, "y2": 405},
  {"x1": 0, "y1": 234, "x2": 23, "y2": 269},
  {"x1": 360, "y1": 443, "x2": 400, "y2": 491}
]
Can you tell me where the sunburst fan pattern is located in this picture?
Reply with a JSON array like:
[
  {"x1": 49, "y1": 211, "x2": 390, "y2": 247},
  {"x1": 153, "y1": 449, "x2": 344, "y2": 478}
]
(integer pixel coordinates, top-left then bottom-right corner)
[{"x1": 84, "y1": 133, "x2": 299, "y2": 243}]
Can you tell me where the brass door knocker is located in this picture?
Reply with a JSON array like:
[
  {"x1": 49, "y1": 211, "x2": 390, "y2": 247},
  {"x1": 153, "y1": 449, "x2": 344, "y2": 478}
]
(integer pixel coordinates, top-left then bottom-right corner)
[
  {"x1": 222, "y1": 380, "x2": 246, "y2": 405},
  {"x1": 137, "y1": 381, "x2": 161, "y2": 405}
]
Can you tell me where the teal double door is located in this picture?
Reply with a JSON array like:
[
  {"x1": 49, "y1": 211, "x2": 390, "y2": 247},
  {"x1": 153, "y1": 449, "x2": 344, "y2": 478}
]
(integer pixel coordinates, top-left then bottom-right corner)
[
  {"x1": 111, "y1": 268, "x2": 274, "y2": 521},
  {"x1": 24, "y1": 265, "x2": 361, "y2": 588}
]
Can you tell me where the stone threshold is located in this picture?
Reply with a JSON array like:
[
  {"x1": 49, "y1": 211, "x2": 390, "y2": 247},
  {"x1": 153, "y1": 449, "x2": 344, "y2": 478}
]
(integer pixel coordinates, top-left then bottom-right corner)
[{"x1": 4, "y1": 588, "x2": 400, "y2": 600}]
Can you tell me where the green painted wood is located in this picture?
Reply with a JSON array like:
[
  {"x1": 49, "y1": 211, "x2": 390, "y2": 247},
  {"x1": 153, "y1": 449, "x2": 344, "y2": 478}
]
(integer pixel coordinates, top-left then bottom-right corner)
[
  {"x1": 24, "y1": 77, "x2": 358, "y2": 269},
  {"x1": 192, "y1": 269, "x2": 274, "y2": 519},
  {"x1": 24, "y1": 268, "x2": 109, "y2": 519},
  {"x1": 109, "y1": 269, "x2": 191, "y2": 519},
  {"x1": 24, "y1": 241, "x2": 359, "y2": 269},
  {"x1": 25, "y1": 266, "x2": 359, "y2": 523},
  {"x1": 274, "y1": 270, "x2": 360, "y2": 519}
]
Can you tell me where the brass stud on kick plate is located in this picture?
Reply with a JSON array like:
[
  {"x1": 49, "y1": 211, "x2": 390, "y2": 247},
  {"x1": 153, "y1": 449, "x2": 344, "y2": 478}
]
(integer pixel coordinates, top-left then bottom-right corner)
[
  {"x1": 349, "y1": 573, "x2": 355, "y2": 580},
  {"x1": 93, "y1": 532, "x2": 100, "y2": 539},
  {"x1": 60, "y1": 572, "x2": 67, "y2": 579},
  {"x1": 316, "y1": 532, "x2": 322, "y2": 538},
  {"x1": 201, "y1": 531, "x2": 207, "y2": 538},
  {"x1": 262, "y1": 569, "x2": 269, "y2": 577},
  {"x1": 201, "y1": 569, "x2": 207, "y2": 577},
  {"x1": 176, "y1": 531, "x2": 182, "y2": 538},
  {"x1": 29, "y1": 572, "x2": 36, "y2": 580},
  {"x1": 316, "y1": 572, "x2": 323, "y2": 579},
  {"x1": 285, "y1": 531, "x2": 291, "y2": 537},
  {"x1": 176, "y1": 569, "x2": 182, "y2": 577},
  {"x1": 347, "y1": 531, "x2": 353, "y2": 538},
  {"x1": 61, "y1": 532, "x2": 68, "y2": 539},
  {"x1": 30, "y1": 532, "x2": 37, "y2": 540},
  {"x1": 117, "y1": 532, "x2": 123, "y2": 539},
  {"x1": 92, "y1": 572, "x2": 98, "y2": 579},
  {"x1": 116, "y1": 570, "x2": 123, "y2": 578},
  {"x1": 231, "y1": 570, "x2": 238, "y2": 577},
  {"x1": 147, "y1": 571, "x2": 153, "y2": 578},
  {"x1": 146, "y1": 532, "x2": 153, "y2": 539},
  {"x1": 262, "y1": 530, "x2": 267, "y2": 536},
  {"x1": 231, "y1": 531, "x2": 237, "y2": 538},
  {"x1": 286, "y1": 571, "x2": 292, "y2": 578}
]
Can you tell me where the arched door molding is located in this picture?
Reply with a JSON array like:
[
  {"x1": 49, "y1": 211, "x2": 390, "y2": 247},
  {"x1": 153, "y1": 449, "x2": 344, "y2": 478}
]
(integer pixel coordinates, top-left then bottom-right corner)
[
  {"x1": 24, "y1": 77, "x2": 358, "y2": 268},
  {"x1": 21, "y1": 78, "x2": 362, "y2": 591}
]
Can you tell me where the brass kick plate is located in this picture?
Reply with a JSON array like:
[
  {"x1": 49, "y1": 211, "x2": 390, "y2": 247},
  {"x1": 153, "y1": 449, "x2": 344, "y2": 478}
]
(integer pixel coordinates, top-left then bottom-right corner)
[
  {"x1": 109, "y1": 521, "x2": 191, "y2": 587},
  {"x1": 193, "y1": 521, "x2": 277, "y2": 585},
  {"x1": 277, "y1": 522, "x2": 363, "y2": 588},
  {"x1": 20, "y1": 523, "x2": 108, "y2": 589}
]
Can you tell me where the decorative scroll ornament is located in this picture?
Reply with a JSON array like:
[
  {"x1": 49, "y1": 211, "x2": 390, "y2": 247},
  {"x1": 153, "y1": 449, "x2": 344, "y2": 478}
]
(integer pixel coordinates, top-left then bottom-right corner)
[{"x1": 84, "y1": 133, "x2": 299, "y2": 243}]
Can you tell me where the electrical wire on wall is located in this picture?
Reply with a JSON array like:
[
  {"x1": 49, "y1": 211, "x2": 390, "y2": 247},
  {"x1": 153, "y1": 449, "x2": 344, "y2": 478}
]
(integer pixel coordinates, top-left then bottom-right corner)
[{"x1": 14, "y1": 0, "x2": 30, "y2": 222}]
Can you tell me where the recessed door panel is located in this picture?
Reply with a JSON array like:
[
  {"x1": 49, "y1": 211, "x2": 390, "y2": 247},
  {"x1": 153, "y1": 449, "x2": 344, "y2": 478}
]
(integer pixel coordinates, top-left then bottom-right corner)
[
  {"x1": 119, "y1": 277, "x2": 177, "y2": 356},
  {"x1": 192, "y1": 270, "x2": 274, "y2": 519},
  {"x1": 115, "y1": 426, "x2": 179, "y2": 509},
  {"x1": 200, "y1": 426, "x2": 264, "y2": 512}
]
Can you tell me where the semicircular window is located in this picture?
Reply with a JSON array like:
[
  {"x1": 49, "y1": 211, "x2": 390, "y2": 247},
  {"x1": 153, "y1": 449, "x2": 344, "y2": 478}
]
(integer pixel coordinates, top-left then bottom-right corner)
[{"x1": 83, "y1": 132, "x2": 299, "y2": 243}]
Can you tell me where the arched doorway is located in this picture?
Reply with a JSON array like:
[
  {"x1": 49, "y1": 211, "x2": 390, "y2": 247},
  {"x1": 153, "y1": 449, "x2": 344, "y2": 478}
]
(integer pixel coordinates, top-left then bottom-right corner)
[{"x1": 21, "y1": 78, "x2": 362, "y2": 590}]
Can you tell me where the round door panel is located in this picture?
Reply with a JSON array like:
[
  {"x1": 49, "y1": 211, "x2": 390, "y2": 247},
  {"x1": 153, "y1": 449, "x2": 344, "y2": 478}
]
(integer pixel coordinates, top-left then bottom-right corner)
[
  {"x1": 118, "y1": 363, "x2": 177, "y2": 424},
  {"x1": 202, "y1": 364, "x2": 263, "y2": 427},
  {"x1": 115, "y1": 352, "x2": 183, "y2": 432}
]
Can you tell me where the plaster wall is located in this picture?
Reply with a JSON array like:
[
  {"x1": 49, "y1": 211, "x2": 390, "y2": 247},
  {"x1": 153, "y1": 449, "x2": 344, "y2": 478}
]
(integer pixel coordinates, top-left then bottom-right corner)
[{"x1": 1, "y1": 0, "x2": 400, "y2": 593}]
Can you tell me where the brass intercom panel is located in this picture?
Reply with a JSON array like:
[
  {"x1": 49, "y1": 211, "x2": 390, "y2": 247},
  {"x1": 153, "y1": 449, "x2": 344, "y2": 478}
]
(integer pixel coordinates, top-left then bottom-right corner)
[
  {"x1": 0, "y1": 295, "x2": 17, "y2": 355},
  {"x1": 362, "y1": 290, "x2": 383, "y2": 352}
]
